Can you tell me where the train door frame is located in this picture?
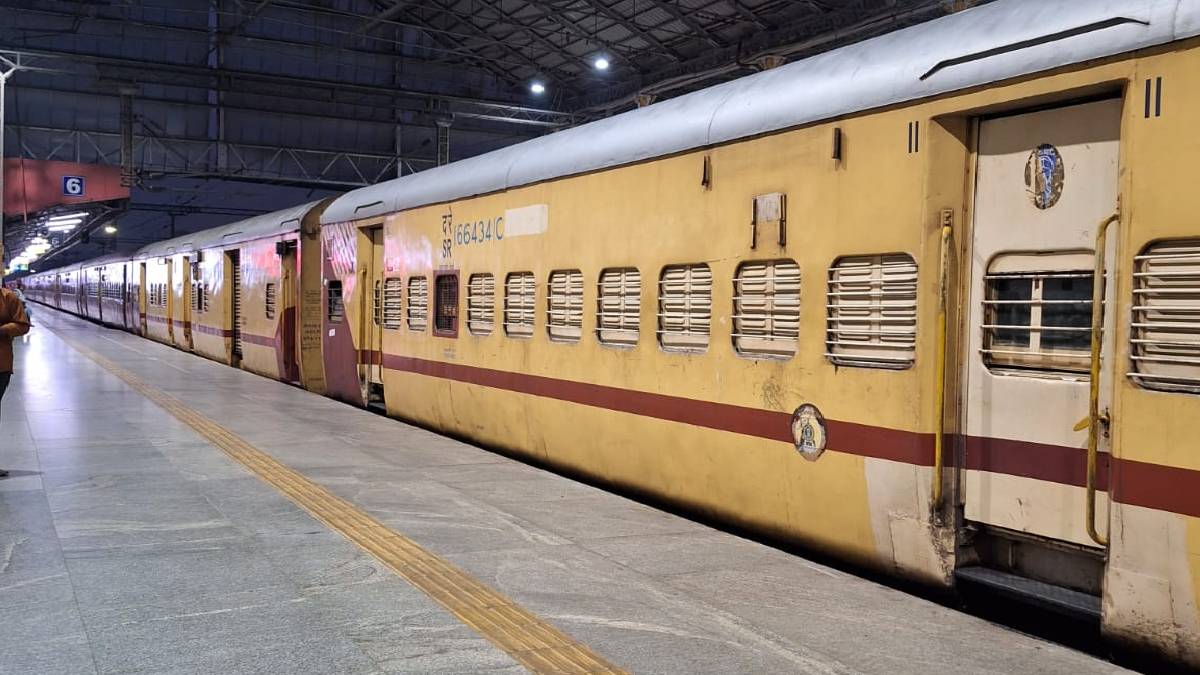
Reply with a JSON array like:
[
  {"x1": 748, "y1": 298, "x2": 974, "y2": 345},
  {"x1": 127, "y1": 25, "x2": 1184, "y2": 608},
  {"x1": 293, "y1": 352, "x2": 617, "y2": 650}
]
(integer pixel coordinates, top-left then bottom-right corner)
[
  {"x1": 138, "y1": 263, "x2": 147, "y2": 334},
  {"x1": 955, "y1": 96, "x2": 1122, "y2": 594},
  {"x1": 227, "y1": 248, "x2": 243, "y2": 367},
  {"x1": 181, "y1": 255, "x2": 194, "y2": 351},
  {"x1": 278, "y1": 240, "x2": 299, "y2": 382},
  {"x1": 359, "y1": 225, "x2": 385, "y2": 407}
]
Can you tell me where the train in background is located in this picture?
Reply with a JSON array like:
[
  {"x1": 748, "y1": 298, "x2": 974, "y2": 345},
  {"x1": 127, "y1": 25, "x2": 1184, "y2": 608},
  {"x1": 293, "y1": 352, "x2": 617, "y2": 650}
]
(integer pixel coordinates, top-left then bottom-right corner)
[{"x1": 22, "y1": 0, "x2": 1200, "y2": 666}]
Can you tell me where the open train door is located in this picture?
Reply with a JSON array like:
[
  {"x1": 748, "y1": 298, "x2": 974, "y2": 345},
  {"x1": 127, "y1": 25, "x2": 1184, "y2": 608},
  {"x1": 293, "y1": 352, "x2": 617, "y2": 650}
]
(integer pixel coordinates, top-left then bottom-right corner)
[
  {"x1": 138, "y1": 263, "x2": 147, "y2": 335},
  {"x1": 228, "y1": 249, "x2": 243, "y2": 367},
  {"x1": 359, "y1": 226, "x2": 385, "y2": 408},
  {"x1": 181, "y1": 255, "x2": 194, "y2": 351},
  {"x1": 278, "y1": 240, "x2": 299, "y2": 383},
  {"x1": 958, "y1": 99, "x2": 1120, "y2": 611}
]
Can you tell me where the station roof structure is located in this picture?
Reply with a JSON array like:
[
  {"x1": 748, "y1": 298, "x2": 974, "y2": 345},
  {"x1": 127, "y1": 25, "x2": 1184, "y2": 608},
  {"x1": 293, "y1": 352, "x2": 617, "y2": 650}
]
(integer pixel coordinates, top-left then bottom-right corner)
[{"x1": 0, "y1": 0, "x2": 985, "y2": 271}]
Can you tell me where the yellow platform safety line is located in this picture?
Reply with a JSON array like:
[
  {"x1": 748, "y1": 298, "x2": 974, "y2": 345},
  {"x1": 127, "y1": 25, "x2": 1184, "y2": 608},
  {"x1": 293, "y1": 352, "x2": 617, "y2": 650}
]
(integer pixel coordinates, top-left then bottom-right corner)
[{"x1": 52, "y1": 328, "x2": 628, "y2": 675}]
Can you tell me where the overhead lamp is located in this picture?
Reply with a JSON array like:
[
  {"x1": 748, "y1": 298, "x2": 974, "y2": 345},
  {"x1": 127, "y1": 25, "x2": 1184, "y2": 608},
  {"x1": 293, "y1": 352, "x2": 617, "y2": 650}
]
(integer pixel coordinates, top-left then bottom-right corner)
[
  {"x1": 104, "y1": 225, "x2": 118, "y2": 234},
  {"x1": 593, "y1": 56, "x2": 610, "y2": 71},
  {"x1": 48, "y1": 224, "x2": 77, "y2": 233},
  {"x1": 530, "y1": 81, "x2": 546, "y2": 95}
]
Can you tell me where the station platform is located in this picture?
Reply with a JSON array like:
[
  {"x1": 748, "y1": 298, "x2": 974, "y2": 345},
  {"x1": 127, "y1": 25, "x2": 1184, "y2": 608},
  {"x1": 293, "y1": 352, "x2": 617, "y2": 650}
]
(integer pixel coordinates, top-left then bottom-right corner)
[{"x1": 0, "y1": 308, "x2": 1132, "y2": 675}]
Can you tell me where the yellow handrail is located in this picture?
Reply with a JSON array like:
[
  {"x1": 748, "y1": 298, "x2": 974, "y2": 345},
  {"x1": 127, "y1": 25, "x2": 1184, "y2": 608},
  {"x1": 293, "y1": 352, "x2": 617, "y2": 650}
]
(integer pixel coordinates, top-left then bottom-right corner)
[
  {"x1": 932, "y1": 221, "x2": 952, "y2": 511},
  {"x1": 1085, "y1": 212, "x2": 1120, "y2": 547}
]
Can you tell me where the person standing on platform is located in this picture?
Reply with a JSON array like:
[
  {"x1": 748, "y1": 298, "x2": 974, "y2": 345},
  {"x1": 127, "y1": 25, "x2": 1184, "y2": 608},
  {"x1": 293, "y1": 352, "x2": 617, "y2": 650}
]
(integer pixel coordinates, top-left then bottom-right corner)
[{"x1": 0, "y1": 283, "x2": 31, "y2": 477}]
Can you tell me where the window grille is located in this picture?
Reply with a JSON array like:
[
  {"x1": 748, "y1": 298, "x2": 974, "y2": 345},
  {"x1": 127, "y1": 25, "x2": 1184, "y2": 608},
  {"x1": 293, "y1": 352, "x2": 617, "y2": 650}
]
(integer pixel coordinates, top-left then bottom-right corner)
[
  {"x1": 826, "y1": 254, "x2": 917, "y2": 368},
  {"x1": 658, "y1": 264, "x2": 712, "y2": 352},
  {"x1": 408, "y1": 276, "x2": 428, "y2": 331},
  {"x1": 547, "y1": 269, "x2": 583, "y2": 342},
  {"x1": 504, "y1": 272, "x2": 535, "y2": 337},
  {"x1": 382, "y1": 278, "x2": 403, "y2": 330},
  {"x1": 982, "y1": 265, "x2": 1093, "y2": 374},
  {"x1": 327, "y1": 280, "x2": 344, "y2": 323},
  {"x1": 734, "y1": 260, "x2": 800, "y2": 358},
  {"x1": 468, "y1": 273, "x2": 495, "y2": 335},
  {"x1": 372, "y1": 280, "x2": 382, "y2": 326},
  {"x1": 597, "y1": 268, "x2": 640, "y2": 347},
  {"x1": 1129, "y1": 240, "x2": 1200, "y2": 392},
  {"x1": 435, "y1": 273, "x2": 459, "y2": 336},
  {"x1": 265, "y1": 282, "x2": 277, "y2": 320}
]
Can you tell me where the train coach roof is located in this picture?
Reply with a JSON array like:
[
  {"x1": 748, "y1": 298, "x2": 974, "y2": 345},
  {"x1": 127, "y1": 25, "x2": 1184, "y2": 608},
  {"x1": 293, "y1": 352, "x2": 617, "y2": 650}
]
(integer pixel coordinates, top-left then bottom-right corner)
[
  {"x1": 135, "y1": 201, "x2": 322, "y2": 259},
  {"x1": 323, "y1": 0, "x2": 1200, "y2": 225}
]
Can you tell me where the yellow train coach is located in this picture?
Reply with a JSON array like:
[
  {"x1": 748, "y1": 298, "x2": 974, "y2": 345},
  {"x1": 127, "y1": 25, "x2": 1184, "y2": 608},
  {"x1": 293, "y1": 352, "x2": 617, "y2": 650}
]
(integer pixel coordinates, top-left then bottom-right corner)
[{"x1": 22, "y1": 0, "x2": 1200, "y2": 666}]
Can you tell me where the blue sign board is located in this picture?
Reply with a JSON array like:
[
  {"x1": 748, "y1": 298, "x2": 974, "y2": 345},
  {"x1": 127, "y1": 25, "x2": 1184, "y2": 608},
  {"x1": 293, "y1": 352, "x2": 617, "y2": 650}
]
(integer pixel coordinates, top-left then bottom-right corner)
[{"x1": 62, "y1": 175, "x2": 86, "y2": 197}]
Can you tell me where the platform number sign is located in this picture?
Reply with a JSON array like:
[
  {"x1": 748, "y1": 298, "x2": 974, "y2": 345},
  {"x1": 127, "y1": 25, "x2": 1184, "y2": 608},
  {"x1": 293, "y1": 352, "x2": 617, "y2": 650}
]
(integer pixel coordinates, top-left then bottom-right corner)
[{"x1": 62, "y1": 175, "x2": 86, "y2": 197}]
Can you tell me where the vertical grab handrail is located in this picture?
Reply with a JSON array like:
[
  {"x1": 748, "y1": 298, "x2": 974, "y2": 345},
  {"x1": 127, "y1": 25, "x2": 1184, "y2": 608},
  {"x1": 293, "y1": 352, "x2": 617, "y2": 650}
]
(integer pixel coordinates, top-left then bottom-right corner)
[
  {"x1": 932, "y1": 220, "x2": 952, "y2": 511},
  {"x1": 1086, "y1": 212, "x2": 1120, "y2": 547}
]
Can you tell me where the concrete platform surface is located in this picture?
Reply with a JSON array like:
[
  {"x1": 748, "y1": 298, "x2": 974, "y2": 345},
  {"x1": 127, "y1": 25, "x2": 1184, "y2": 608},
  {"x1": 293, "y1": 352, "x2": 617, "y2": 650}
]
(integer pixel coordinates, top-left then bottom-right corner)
[{"x1": 0, "y1": 308, "x2": 1132, "y2": 675}]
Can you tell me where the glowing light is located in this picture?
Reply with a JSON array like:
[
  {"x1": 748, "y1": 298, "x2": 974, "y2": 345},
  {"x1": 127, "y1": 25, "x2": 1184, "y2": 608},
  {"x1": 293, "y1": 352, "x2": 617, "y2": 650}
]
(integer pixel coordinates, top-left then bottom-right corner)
[
  {"x1": 530, "y1": 81, "x2": 546, "y2": 95},
  {"x1": 47, "y1": 212, "x2": 86, "y2": 222},
  {"x1": 104, "y1": 225, "x2": 118, "y2": 234},
  {"x1": 593, "y1": 56, "x2": 609, "y2": 71}
]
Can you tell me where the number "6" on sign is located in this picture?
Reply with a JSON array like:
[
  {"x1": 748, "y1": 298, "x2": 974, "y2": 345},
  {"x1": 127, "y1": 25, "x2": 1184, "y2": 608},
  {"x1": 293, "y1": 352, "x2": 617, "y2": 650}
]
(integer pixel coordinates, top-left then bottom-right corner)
[{"x1": 62, "y1": 176, "x2": 85, "y2": 196}]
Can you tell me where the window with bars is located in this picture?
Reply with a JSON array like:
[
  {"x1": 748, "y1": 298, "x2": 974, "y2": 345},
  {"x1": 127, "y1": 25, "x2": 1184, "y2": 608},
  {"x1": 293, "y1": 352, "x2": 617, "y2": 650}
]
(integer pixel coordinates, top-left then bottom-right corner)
[
  {"x1": 382, "y1": 277, "x2": 403, "y2": 330},
  {"x1": 547, "y1": 269, "x2": 583, "y2": 342},
  {"x1": 434, "y1": 273, "x2": 459, "y2": 337},
  {"x1": 191, "y1": 281, "x2": 208, "y2": 313},
  {"x1": 327, "y1": 280, "x2": 344, "y2": 323},
  {"x1": 1129, "y1": 239, "x2": 1200, "y2": 392},
  {"x1": 734, "y1": 260, "x2": 801, "y2": 359},
  {"x1": 265, "y1": 282, "x2": 277, "y2": 320},
  {"x1": 408, "y1": 276, "x2": 428, "y2": 331},
  {"x1": 826, "y1": 253, "x2": 917, "y2": 369},
  {"x1": 658, "y1": 264, "x2": 712, "y2": 353},
  {"x1": 981, "y1": 257, "x2": 1093, "y2": 374},
  {"x1": 372, "y1": 280, "x2": 382, "y2": 326},
  {"x1": 504, "y1": 272, "x2": 536, "y2": 337},
  {"x1": 467, "y1": 273, "x2": 495, "y2": 336},
  {"x1": 597, "y1": 268, "x2": 640, "y2": 347}
]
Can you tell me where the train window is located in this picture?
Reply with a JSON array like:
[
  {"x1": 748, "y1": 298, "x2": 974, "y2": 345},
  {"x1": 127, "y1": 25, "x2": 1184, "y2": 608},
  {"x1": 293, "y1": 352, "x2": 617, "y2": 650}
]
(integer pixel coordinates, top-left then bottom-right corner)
[
  {"x1": 547, "y1": 269, "x2": 583, "y2": 343},
  {"x1": 658, "y1": 264, "x2": 712, "y2": 353},
  {"x1": 327, "y1": 280, "x2": 344, "y2": 323},
  {"x1": 191, "y1": 282, "x2": 206, "y2": 313},
  {"x1": 407, "y1": 276, "x2": 428, "y2": 331},
  {"x1": 504, "y1": 272, "x2": 536, "y2": 338},
  {"x1": 434, "y1": 273, "x2": 459, "y2": 337},
  {"x1": 734, "y1": 260, "x2": 800, "y2": 359},
  {"x1": 372, "y1": 280, "x2": 382, "y2": 326},
  {"x1": 597, "y1": 268, "x2": 640, "y2": 347},
  {"x1": 1129, "y1": 239, "x2": 1200, "y2": 392},
  {"x1": 381, "y1": 278, "x2": 403, "y2": 330},
  {"x1": 981, "y1": 253, "x2": 1093, "y2": 374},
  {"x1": 265, "y1": 282, "x2": 277, "y2": 320},
  {"x1": 826, "y1": 253, "x2": 917, "y2": 369},
  {"x1": 468, "y1": 273, "x2": 495, "y2": 336}
]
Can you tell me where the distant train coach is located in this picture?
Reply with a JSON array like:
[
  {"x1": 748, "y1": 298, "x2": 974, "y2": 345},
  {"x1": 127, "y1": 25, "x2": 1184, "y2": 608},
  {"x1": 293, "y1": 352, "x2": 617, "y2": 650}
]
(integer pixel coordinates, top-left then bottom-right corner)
[{"x1": 23, "y1": 0, "x2": 1200, "y2": 666}]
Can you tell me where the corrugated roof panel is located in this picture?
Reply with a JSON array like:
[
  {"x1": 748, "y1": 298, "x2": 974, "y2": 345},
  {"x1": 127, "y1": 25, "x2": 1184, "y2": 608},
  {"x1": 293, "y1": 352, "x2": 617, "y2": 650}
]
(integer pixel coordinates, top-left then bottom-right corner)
[{"x1": 323, "y1": 0, "x2": 1195, "y2": 225}]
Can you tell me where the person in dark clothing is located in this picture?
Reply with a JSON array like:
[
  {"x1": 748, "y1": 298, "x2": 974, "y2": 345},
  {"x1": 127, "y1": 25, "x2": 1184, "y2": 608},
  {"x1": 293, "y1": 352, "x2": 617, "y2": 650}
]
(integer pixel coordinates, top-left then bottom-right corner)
[{"x1": 0, "y1": 284, "x2": 32, "y2": 477}]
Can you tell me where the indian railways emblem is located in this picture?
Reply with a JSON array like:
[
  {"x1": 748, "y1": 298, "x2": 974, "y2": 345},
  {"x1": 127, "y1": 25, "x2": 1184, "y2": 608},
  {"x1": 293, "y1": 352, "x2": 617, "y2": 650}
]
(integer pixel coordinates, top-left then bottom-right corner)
[
  {"x1": 790, "y1": 403, "x2": 828, "y2": 461},
  {"x1": 1024, "y1": 143, "x2": 1064, "y2": 210}
]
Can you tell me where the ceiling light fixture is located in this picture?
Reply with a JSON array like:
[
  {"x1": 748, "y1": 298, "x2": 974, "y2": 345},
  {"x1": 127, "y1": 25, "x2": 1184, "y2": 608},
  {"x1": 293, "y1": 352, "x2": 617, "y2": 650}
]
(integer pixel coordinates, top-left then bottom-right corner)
[
  {"x1": 104, "y1": 225, "x2": 118, "y2": 234},
  {"x1": 530, "y1": 81, "x2": 546, "y2": 95},
  {"x1": 593, "y1": 56, "x2": 610, "y2": 71},
  {"x1": 47, "y1": 211, "x2": 86, "y2": 222}
]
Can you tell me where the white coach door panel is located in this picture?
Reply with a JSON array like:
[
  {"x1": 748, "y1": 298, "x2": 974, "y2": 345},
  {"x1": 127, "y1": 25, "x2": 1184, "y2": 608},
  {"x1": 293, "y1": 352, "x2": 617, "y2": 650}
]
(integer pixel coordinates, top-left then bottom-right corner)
[{"x1": 964, "y1": 99, "x2": 1121, "y2": 548}]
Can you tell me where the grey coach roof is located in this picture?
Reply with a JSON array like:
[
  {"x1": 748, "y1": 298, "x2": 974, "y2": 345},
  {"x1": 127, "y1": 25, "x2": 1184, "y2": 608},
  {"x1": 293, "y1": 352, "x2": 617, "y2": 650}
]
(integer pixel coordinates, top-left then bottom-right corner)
[
  {"x1": 135, "y1": 201, "x2": 323, "y2": 259},
  {"x1": 323, "y1": 0, "x2": 1200, "y2": 225}
]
